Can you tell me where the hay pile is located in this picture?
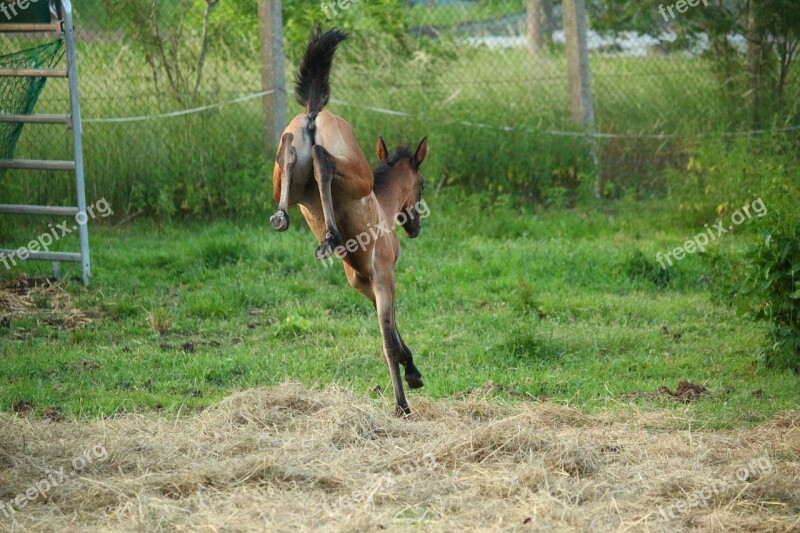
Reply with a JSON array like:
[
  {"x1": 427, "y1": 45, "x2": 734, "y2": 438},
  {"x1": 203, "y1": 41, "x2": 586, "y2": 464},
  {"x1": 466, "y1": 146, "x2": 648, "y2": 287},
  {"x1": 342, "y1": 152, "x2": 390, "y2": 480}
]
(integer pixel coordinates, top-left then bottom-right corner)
[
  {"x1": 0, "y1": 384, "x2": 798, "y2": 532},
  {"x1": 0, "y1": 276, "x2": 94, "y2": 333}
]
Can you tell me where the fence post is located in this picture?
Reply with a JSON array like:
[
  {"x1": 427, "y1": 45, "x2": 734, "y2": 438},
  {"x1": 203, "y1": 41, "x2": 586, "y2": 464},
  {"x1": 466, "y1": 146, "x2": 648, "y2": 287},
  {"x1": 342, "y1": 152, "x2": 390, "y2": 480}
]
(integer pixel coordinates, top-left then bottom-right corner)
[
  {"x1": 562, "y1": 0, "x2": 600, "y2": 199},
  {"x1": 746, "y1": 1, "x2": 765, "y2": 129},
  {"x1": 527, "y1": 0, "x2": 553, "y2": 53},
  {"x1": 258, "y1": 0, "x2": 287, "y2": 150}
]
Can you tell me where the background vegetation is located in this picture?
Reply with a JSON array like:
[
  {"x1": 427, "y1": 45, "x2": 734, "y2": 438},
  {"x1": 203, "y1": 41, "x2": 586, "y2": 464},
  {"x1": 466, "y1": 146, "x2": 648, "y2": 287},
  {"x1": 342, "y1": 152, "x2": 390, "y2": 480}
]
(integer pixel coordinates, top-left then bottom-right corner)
[
  {"x1": 1, "y1": 0, "x2": 798, "y2": 399},
  {"x1": 1, "y1": 0, "x2": 796, "y2": 217}
]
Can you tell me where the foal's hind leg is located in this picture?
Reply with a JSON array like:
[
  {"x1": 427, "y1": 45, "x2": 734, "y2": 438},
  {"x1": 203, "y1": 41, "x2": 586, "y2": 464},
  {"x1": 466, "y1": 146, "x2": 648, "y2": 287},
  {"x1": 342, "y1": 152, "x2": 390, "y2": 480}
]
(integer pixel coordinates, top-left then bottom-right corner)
[
  {"x1": 311, "y1": 145, "x2": 342, "y2": 260},
  {"x1": 270, "y1": 133, "x2": 297, "y2": 232}
]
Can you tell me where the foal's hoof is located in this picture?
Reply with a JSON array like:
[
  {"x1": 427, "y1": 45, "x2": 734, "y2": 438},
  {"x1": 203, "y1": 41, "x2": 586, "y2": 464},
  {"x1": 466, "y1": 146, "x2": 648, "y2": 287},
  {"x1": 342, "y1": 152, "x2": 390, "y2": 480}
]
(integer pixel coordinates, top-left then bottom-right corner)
[
  {"x1": 396, "y1": 403, "x2": 412, "y2": 418},
  {"x1": 315, "y1": 240, "x2": 334, "y2": 260},
  {"x1": 406, "y1": 374, "x2": 425, "y2": 390},
  {"x1": 315, "y1": 232, "x2": 342, "y2": 260},
  {"x1": 270, "y1": 210, "x2": 289, "y2": 232},
  {"x1": 405, "y1": 365, "x2": 424, "y2": 389}
]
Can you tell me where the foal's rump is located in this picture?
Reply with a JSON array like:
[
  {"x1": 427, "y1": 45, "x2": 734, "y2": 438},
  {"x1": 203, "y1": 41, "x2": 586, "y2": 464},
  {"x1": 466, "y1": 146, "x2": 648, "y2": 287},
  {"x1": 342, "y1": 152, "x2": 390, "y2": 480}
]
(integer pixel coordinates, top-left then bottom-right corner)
[
  {"x1": 313, "y1": 111, "x2": 373, "y2": 199},
  {"x1": 271, "y1": 111, "x2": 373, "y2": 206}
]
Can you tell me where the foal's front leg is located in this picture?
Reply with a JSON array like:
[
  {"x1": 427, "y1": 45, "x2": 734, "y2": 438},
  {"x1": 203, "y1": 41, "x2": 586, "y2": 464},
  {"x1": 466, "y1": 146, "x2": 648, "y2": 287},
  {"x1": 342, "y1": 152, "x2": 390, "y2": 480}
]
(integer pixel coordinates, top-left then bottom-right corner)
[
  {"x1": 373, "y1": 277, "x2": 412, "y2": 417},
  {"x1": 344, "y1": 263, "x2": 424, "y2": 393},
  {"x1": 396, "y1": 331, "x2": 424, "y2": 390},
  {"x1": 311, "y1": 145, "x2": 342, "y2": 260}
]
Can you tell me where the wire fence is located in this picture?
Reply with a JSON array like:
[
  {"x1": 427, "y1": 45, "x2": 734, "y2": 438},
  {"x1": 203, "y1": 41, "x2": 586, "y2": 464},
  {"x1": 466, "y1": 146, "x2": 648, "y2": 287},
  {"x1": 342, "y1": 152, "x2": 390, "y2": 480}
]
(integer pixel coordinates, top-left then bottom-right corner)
[{"x1": 1, "y1": 0, "x2": 798, "y2": 217}]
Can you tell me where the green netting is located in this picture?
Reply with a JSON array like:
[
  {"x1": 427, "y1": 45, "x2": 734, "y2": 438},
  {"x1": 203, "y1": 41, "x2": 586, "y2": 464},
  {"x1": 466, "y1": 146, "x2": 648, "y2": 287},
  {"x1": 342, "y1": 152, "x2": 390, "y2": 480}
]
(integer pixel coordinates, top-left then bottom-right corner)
[{"x1": 0, "y1": 40, "x2": 63, "y2": 162}]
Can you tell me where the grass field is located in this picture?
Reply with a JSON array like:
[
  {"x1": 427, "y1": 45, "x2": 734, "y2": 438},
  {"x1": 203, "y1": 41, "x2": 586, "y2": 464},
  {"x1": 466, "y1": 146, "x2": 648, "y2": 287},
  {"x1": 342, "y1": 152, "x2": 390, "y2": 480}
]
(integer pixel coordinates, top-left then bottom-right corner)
[
  {"x1": 3, "y1": 192, "x2": 800, "y2": 530},
  {"x1": 1, "y1": 193, "x2": 797, "y2": 429}
]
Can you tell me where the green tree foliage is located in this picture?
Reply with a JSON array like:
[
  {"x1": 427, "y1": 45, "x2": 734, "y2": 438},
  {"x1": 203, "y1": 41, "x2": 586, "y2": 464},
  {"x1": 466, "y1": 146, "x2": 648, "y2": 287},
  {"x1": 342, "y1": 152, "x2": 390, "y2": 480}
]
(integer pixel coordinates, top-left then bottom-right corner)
[
  {"x1": 98, "y1": 0, "x2": 409, "y2": 100},
  {"x1": 100, "y1": 0, "x2": 260, "y2": 104},
  {"x1": 587, "y1": 0, "x2": 665, "y2": 35},
  {"x1": 589, "y1": 0, "x2": 800, "y2": 127},
  {"x1": 281, "y1": 0, "x2": 410, "y2": 60}
]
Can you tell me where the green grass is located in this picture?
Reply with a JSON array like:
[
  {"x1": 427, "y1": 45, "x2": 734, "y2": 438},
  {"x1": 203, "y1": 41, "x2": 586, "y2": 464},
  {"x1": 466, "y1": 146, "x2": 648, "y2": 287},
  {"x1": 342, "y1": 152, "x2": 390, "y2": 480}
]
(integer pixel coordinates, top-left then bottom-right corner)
[{"x1": 1, "y1": 194, "x2": 797, "y2": 427}]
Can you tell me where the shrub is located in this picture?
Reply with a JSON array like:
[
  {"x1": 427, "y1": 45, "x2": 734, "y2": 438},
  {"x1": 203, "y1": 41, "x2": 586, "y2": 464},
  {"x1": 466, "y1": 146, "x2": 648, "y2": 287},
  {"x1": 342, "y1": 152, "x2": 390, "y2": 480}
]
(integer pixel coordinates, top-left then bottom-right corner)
[
  {"x1": 665, "y1": 134, "x2": 800, "y2": 228},
  {"x1": 739, "y1": 186, "x2": 800, "y2": 372}
]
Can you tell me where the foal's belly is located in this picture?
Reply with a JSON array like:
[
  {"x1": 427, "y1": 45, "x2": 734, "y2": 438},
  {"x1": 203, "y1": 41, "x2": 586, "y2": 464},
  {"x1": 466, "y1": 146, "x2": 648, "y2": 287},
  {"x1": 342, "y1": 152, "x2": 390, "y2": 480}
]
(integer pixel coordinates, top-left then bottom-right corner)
[{"x1": 298, "y1": 195, "x2": 377, "y2": 243}]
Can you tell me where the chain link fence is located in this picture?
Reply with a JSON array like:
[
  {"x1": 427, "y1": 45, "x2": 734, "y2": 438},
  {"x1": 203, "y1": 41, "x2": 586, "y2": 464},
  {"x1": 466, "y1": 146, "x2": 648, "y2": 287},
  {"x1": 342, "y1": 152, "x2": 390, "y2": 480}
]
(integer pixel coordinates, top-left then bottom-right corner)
[{"x1": 1, "y1": 0, "x2": 797, "y2": 218}]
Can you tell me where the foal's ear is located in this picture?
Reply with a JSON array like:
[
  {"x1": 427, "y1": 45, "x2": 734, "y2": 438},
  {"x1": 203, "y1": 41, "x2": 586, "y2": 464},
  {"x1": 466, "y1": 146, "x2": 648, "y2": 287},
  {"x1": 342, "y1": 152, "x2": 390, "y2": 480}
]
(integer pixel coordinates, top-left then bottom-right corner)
[
  {"x1": 376, "y1": 136, "x2": 389, "y2": 162},
  {"x1": 413, "y1": 137, "x2": 429, "y2": 168}
]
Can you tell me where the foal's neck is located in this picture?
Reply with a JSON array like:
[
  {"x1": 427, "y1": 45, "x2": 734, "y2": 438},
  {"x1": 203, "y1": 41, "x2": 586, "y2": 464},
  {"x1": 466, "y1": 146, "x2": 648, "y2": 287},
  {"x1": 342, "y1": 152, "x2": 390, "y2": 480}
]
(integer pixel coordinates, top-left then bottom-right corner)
[{"x1": 373, "y1": 172, "x2": 411, "y2": 220}]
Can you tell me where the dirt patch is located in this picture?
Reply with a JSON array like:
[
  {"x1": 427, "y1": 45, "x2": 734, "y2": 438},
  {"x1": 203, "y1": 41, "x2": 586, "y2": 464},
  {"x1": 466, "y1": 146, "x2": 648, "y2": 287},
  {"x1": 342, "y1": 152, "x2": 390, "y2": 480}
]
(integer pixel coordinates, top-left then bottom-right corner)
[
  {"x1": 657, "y1": 381, "x2": 708, "y2": 402},
  {"x1": 622, "y1": 380, "x2": 710, "y2": 403},
  {"x1": 69, "y1": 358, "x2": 102, "y2": 372},
  {"x1": 0, "y1": 384, "x2": 797, "y2": 531},
  {"x1": 0, "y1": 276, "x2": 97, "y2": 335},
  {"x1": 10, "y1": 401, "x2": 33, "y2": 414}
]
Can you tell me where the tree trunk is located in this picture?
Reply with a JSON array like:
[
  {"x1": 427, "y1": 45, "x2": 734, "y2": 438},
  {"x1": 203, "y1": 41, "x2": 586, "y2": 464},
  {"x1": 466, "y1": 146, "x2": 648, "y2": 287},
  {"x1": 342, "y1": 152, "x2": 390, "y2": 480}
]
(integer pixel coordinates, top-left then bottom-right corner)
[
  {"x1": 528, "y1": 0, "x2": 545, "y2": 52},
  {"x1": 562, "y1": 0, "x2": 601, "y2": 199}
]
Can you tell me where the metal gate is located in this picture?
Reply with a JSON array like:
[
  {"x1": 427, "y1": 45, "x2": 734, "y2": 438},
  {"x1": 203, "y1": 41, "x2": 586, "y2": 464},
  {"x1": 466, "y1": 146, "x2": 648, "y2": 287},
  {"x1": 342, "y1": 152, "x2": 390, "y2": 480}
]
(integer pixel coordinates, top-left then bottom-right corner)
[{"x1": 0, "y1": 0, "x2": 90, "y2": 285}]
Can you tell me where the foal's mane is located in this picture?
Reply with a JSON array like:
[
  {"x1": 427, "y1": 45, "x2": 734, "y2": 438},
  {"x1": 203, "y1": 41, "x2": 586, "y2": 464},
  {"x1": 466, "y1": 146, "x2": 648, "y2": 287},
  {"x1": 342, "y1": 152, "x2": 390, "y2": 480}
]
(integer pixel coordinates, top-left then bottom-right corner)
[{"x1": 373, "y1": 146, "x2": 414, "y2": 192}]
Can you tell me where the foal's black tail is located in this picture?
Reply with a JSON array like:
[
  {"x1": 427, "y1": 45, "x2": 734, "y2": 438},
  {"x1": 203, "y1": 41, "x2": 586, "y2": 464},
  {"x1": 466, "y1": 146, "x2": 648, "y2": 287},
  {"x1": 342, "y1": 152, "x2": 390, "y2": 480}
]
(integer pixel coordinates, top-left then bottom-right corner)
[{"x1": 294, "y1": 26, "x2": 348, "y2": 119}]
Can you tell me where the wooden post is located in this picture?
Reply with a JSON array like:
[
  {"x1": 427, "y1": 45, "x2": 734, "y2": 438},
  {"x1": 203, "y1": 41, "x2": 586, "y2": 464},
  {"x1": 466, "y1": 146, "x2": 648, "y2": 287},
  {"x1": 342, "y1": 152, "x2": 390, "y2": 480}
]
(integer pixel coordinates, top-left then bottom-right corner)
[
  {"x1": 746, "y1": 0, "x2": 764, "y2": 128},
  {"x1": 528, "y1": 0, "x2": 545, "y2": 53},
  {"x1": 258, "y1": 0, "x2": 287, "y2": 150},
  {"x1": 562, "y1": 0, "x2": 600, "y2": 198},
  {"x1": 527, "y1": 0, "x2": 553, "y2": 53}
]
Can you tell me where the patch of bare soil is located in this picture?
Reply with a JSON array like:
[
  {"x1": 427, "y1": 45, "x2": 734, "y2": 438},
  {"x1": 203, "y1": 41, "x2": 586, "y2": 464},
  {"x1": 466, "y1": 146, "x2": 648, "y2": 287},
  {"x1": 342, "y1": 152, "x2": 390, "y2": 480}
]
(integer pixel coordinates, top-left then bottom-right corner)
[
  {"x1": 0, "y1": 384, "x2": 798, "y2": 532},
  {"x1": 657, "y1": 380, "x2": 709, "y2": 402},
  {"x1": 622, "y1": 380, "x2": 711, "y2": 403}
]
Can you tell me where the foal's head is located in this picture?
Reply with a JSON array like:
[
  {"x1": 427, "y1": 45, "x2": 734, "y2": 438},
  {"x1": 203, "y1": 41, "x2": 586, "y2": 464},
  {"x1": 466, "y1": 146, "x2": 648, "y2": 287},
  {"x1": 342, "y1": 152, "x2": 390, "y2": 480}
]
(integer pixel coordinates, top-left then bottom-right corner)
[{"x1": 374, "y1": 137, "x2": 429, "y2": 238}]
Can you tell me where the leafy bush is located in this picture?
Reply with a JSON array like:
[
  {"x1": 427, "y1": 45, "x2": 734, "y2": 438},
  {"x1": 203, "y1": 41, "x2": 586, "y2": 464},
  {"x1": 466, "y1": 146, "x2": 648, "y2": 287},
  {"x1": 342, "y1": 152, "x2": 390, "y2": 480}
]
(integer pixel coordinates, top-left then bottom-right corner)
[
  {"x1": 739, "y1": 186, "x2": 800, "y2": 372},
  {"x1": 282, "y1": 0, "x2": 410, "y2": 63},
  {"x1": 666, "y1": 134, "x2": 800, "y2": 228}
]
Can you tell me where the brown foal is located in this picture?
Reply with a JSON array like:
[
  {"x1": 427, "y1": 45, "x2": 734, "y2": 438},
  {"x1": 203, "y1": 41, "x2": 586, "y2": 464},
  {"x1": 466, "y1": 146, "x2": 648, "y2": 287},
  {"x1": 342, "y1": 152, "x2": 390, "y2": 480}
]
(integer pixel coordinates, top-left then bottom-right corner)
[{"x1": 269, "y1": 27, "x2": 429, "y2": 416}]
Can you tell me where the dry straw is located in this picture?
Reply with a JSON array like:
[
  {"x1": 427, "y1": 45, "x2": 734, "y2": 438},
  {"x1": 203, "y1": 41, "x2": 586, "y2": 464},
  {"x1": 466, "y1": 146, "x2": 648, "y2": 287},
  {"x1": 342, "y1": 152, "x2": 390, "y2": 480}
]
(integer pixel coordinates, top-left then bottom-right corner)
[{"x1": 0, "y1": 383, "x2": 798, "y2": 531}]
